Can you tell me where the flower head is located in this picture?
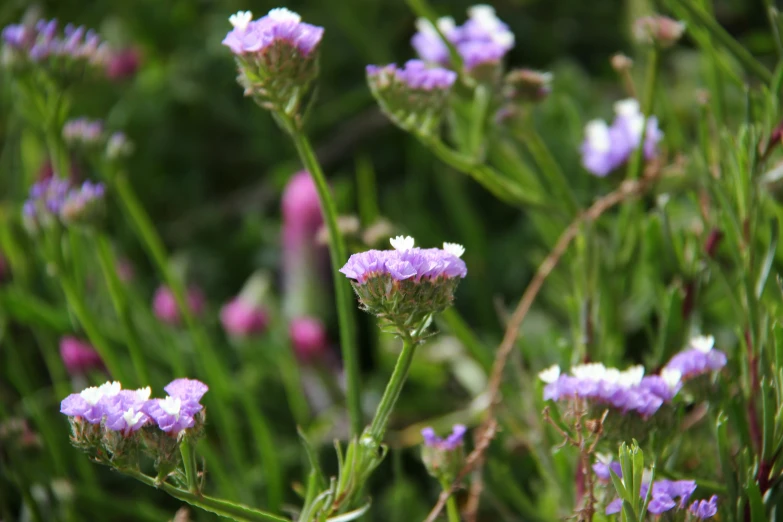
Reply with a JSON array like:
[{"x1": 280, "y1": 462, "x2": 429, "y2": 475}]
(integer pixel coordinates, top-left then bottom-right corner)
[
  {"x1": 106, "y1": 132, "x2": 134, "y2": 160},
  {"x1": 290, "y1": 316, "x2": 328, "y2": 362},
  {"x1": 581, "y1": 98, "x2": 662, "y2": 176},
  {"x1": 143, "y1": 379, "x2": 208, "y2": 435},
  {"x1": 606, "y1": 477, "x2": 697, "y2": 516},
  {"x1": 152, "y1": 285, "x2": 205, "y2": 326},
  {"x1": 633, "y1": 15, "x2": 685, "y2": 48},
  {"x1": 103, "y1": 388, "x2": 151, "y2": 434},
  {"x1": 663, "y1": 335, "x2": 727, "y2": 381},
  {"x1": 63, "y1": 118, "x2": 104, "y2": 147},
  {"x1": 422, "y1": 424, "x2": 467, "y2": 450},
  {"x1": 60, "y1": 381, "x2": 122, "y2": 424},
  {"x1": 59, "y1": 336, "x2": 103, "y2": 375},
  {"x1": 503, "y1": 68, "x2": 553, "y2": 104},
  {"x1": 367, "y1": 60, "x2": 456, "y2": 137},
  {"x1": 421, "y1": 425, "x2": 467, "y2": 480},
  {"x1": 22, "y1": 177, "x2": 71, "y2": 233},
  {"x1": 59, "y1": 181, "x2": 106, "y2": 227},
  {"x1": 222, "y1": 7, "x2": 324, "y2": 116},
  {"x1": 221, "y1": 297, "x2": 269, "y2": 337},
  {"x1": 689, "y1": 495, "x2": 719, "y2": 519}
]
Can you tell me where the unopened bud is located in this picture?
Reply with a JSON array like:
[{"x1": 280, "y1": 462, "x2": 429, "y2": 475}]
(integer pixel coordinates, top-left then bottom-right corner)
[
  {"x1": 611, "y1": 53, "x2": 633, "y2": 72},
  {"x1": 633, "y1": 16, "x2": 685, "y2": 48},
  {"x1": 504, "y1": 68, "x2": 552, "y2": 104}
]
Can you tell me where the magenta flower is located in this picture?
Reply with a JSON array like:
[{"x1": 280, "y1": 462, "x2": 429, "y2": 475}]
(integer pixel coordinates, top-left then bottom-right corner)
[
  {"x1": 59, "y1": 336, "x2": 103, "y2": 375},
  {"x1": 290, "y1": 316, "x2": 328, "y2": 361},
  {"x1": 152, "y1": 285, "x2": 205, "y2": 326},
  {"x1": 221, "y1": 297, "x2": 269, "y2": 337},
  {"x1": 105, "y1": 47, "x2": 140, "y2": 80}
]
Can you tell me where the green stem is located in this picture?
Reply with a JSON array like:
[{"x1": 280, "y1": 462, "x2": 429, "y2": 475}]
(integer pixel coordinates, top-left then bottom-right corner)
[
  {"x1": 440, "y1": 479, "x2": 461, "y2": 522},
  {"x1": 672, "y1": 0, "x2": 772, "y2": 83},
  {"x1": 238, "y1": 389, "x2": 283, "y2": 513},
  {"x1": 58, "y1": 274, "x2": 128, "y2": 383},
  {"x1": 109, "y1": 170, "x2": 247, "y2": 478},
  {"x1": 367, "y1": 336, "x2": 417, "y2": 442},
  {"x1": 521, "y1": 127, "x2": 580, "y2": 216},
  {"x1": 95, "y1": 234, "x2": 150, "y2": 387},
  {"x1": 126, "y1": 471, "x2": 288, "y2": 522},
  {"x1": 180, "y1": 439, "x2": 199, "y2": 493},
  {"x1": 468, "y1": 85, "x2": 490, "y2": 160},
  {"x1": 626, "y1": 47, "x2": 658, "y2": 181},
  {"x1": 287, "y1": 127, "x2": 362, "y2": 437}
]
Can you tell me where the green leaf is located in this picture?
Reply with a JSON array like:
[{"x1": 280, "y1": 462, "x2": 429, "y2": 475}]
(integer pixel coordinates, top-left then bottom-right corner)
[
  {"x1": 298, "y1": 427, "x2": 327, "y2": 491},
  {"x1": 717, "y1": 413, "x2": 740, "y2": 522},
  {"x1": 326, "y1": 500, "x2": 372, "y2": 521},
  {"x1": 621, "y1": 500, "x2": 639, "y2": 522},
  {"x1": 755, "y1": 217, "x2": 779, "y2": 298},
  {"x1": 745, "y1": 479, "x2": 765, "y2": 522}
]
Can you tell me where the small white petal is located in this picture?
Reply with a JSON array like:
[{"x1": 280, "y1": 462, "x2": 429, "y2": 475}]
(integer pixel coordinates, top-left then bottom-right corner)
[
  {"x1": 390, "y1": 235, "x2": 415, "y2": 251},
  {"x1": 585, "y1": 120, "x2": 611, "y2": 152},
  {"x1": 436, "y1": 16, "x2": 456, "y2": 34},
  {"x1": 123, "y1": 408, "x2": 145, "y2": 429},
  {"x1": 442, "y1": 242, "x2": 465, "y2": 258},
  {"x1": 160, "y1": 396, "x2": 182, "y2": 419},
  {"x1": 571, "y1": 363, "x2": 607, "y2": 381},
  {"x1": 619, "y1": 365, "x2": 645, "y2": 386},
  {"x1": 415, "y1": 18, "x2": 438, "y2": 36},
  {"x1": 538, "y1": 364, "x2": 561, "y2": 383},
  {"x1": 690, "y1": 335, "x2": 715, "y2": 353},
  {"x1": 135, "y1": 387, "x2": 152, "y2": 401},
  {"x1": 80, "y1": 386, "x2": 103, "y2": 406},
  {"x1": 614, "y1": 98, "x2": 641, "y2": 118},
  {"x1": 467, "y1": 5, "x2": 498, "y2": 23},
  {"x1": 662, "y1": 368, "x2": 682, "y2": 389},
  {"x1": 267, "y1": 7, "x2": 301, "y2": 23},
  {"x1": 98, "y1": 381, "x2": 122, "y2": 397},
  {"x1": 228, "y1": 11, "x2": 253, "y2": 30}
]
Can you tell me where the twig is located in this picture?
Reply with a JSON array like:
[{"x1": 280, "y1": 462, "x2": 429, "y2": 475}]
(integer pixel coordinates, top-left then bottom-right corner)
[{"x1": 423, "y1": 171, "x2": 664, "y2": 522}]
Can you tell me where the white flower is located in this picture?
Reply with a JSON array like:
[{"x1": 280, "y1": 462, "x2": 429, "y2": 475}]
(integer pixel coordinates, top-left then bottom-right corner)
[
  {"x1": 443, "y1": 242, "x2": 465, "y2": 258},
  {"x1": 614, "y1": 98, "x2": 641, "y2": 118},
  {"x1": 97, "y1": 381, "x2": 122, "y2": 397},
  {"x1": 390, "y1": 235, "x2": 415, "y2": 252},
  {"x1": 134, "y1": 387, "x2": 152, "y2": 401},
  {"x1": 585, "y1": 120, "x2": 611, "y2": 153},
  {"x1": 80, "y1": 387, "x2": 104, "y2": 406},
  {"x1": 467, "y1": 5, "x2": 515, "y2": 48},
  {"x1": 228, "y1": 11, "x2": 253, "y2": 30},
  {"x1": 619, "y1": 365, "x2": 645, "y2": 387},
  {"x1": 267, "y1": 7, "x2": 301, "y2": 23},
  {"x1": 122, "y1": 408, "x2": 146, "y2": 429},
  {"x1": 661, "y1": 368, "x2": 682, "y2": 390},
  {"x1": 436, "y1": 16, "x2": 456, "y2": 34},
  {"x1": 159, "y1": 396, "x2": 182, "y2": 420},
  {"x1": 690, "y1": 335, "x2": 715, "y2": 353},
  {"x1": 571, "y1": 362, "x2": 607, "y2": 381},
  {"x1": 538, "y1": 364, "x2": 561, "y2": 383}
]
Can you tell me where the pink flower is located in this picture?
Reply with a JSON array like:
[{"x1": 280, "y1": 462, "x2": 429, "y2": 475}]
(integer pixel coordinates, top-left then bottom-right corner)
[
  {"x1": 106, "y1": 47, "x2": 140, "y2": 80},
  {"x1": 152, "y1": 285, "x2": 205, "y2": 325},
  {"x1": 59, "y1": 336, "x2": 103, "y2": 374},
  {"x1": 220, "y1": 297, "x2": 269, "y2": 337},
  {"x1": 290, "y1": 316, "x2": 327, "y2": 361}
]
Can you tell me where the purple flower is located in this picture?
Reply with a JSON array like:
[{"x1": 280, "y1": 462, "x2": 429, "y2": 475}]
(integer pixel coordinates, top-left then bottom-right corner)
[
  {"x1": 222, "y1": 8, "x2": 324, "y2": 57},
  {"x1": 220, "y1": 297, "x2": 269, "y2": 337},
  {"x1": 63, "y1": 118, "x2": 104, "y2": 146},
  {"x1": 421, "y1": 424, "x2": 467, "y2": 450},
  {"x1": 60, "y1": 181, "x2": 106, "y2": 225},
  {"x1": 410, "y1": 17, "x2": 460, "y2": 66},
  {"x1": 592, "y1": 459, "x2": 622, "y2": 481},
  {"x1": 581, "y1": 99, "x2": 663, "y2": 177},
  {"x1": 60, "y1": 381, "x2": 122, "y2": 424},
  {"x1": 689, "y1": 495, "x2": 718, "y2": 519},
  {"x1": 2, "y1": 18, "x2": 108, "y2": 67},
  {"x1": 606, "y1": 478, "x2": 697, "y2": 516},
  {"x1": 367, "y1": 60, "x2": 457, "y2": 91},
  {"x1": 143, "y1": 379, "x2": 207, "y2": 434},
  {"x1": 22, "y1": 177, "x2": 71, "y2": 231},
  {"x1": 290, "y1": 316, "x2": 328, "y2": 362},
  {"x1": 663, "y1": 335, "x2": 727, "y2": 380},
  {"x1": 340, "y1": 236, "x2": 466, "y2": 283},
  {"x1": 605, "y1": 498, "x2": 623, "y2": 514},
  {"x1": 103, "y1": 387, "x2": 151, "y2": 434}
]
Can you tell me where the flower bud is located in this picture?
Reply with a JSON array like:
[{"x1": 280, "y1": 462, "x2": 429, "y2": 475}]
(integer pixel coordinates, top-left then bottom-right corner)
[
  {"x1": 59, "y1": 181, "x2": 106, "y2": 228},
  {"x1": 610, "y1": 53, "x2": 633, "y2": 73},
  {"x1": 59, "y1": 336, "x2": 104, "y2": 375},
  {"x1": 220, "y1": 297, "x2": 269, "y2": 337},
  {"x1": 105, "y1": 47, "x2": 140, "y2": 80},
  {"x1": 290, "y1": 316, "x2": 328, "y2": 362},
  {"x1": 504, "y1": 68, "x2": 552, "y2": 104},
  {"x1": 367, "y1": 60, "x2": 457, "y2": 138},
  {"x1": 106, "y1": 132, "x2": 134, "y2": 161},
  {"x1": 633, "y1": 16, "x2": 685, "y2": 48},
  {"x1": 63, "y1": 118, "x2": 104, "y2": 148},
  {"x1": 339, "y1": 236, "x2": 467, "y2": 335},
  {"x1": 152, "y1": 285, "x2": 205, "y2": 326},
  {"x1": 222, "y1": 9, "x2": 324, "y2": 119},
  {"x1": 420, "y1": 424, "x2": 467, "y2": 482}
]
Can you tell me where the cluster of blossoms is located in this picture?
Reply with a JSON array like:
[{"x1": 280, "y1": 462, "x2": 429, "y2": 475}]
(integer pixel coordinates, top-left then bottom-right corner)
[
  {"x1": 1, "y1": 19, "x2": 111, "y2": 73},
  {"x1": 340, "y1": 236, "x2": 467, "y2": 332},
  {"x1": 632, "y1": 15, "x2": 686, "y2": 48},
  {"x1": 540, "y1": 335, "x2": 727, "y2": 418},
  {"x1": 22, "y1": 177, "x2": 106, "y2": 232},
  {"x1": 60, "y1": 378, "x2": 208, "y2": 436},
  {"x1": 366, "y1": 60, "x2": 457, "y2": 137},
  {"x1": 420, "y1": 424, "x2": 467, "y2": 481},
  {"x1": 412, "y1": 4, "x2": 514, "y2": 72},
  {"x1": 594, "y1": 459, "x2": 718, "y2": 519},
  {"x1": 63, "y1": 117, "x2": 134, "y2": 160},
  {"x1": 222, "y1": 9, "x2": 324, "y2": 115},
  {"x1": 581, "y1": 98, "x2": 663, "y2": 177}
]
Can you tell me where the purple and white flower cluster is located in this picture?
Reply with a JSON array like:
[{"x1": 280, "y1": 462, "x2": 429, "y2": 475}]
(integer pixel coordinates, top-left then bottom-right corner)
[
  {"x1": 222, "y1": 8, "x2": 323, "y2": 58},
  {"x1": 663, "y1": 335, "x2": 727, "y2": 381},
  {"x1": 539, "y1": 362, "x2": 680, "y2": 417},
  {"x1": 340, "y1": 236, "x2": 467, "y2": 284},
  {"x1": 421, "y1": 424, "x2": 467, "y2": 480},
  {"x1": 412, "y1": 5, "x2": 514, "y2": 71},
  {"x1": 60, "y1": 378, "x2": 208, "y2": 436},
  {"x1": 63, "y1": 118, "x2": 104, "y2": 146},
  {"x1": 599, "y1": 459, "x2": 718, "y2": 519},
  {"x1": 581, "y1": 99, "x2": 663, "y2": 177},
  {"x1": 2, "y1": 19, "x2": 111, "y2": 70},
  {"x1": 23, "y1": 177, "x2": 106, "y2": 231},
  {"x1": 366, "y1": 60, "x2": 457, "y2": 136}
]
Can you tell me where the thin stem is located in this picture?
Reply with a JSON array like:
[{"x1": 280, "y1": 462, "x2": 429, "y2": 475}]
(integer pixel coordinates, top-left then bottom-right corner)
[
  {"x1": 672, "y1": 0, "x2": 772, "y2": 83},
  {"x1": 109, "y1": 170, "x2": 247, "y2": 477},
  {"x1": 626, "y1": 47, "x2": 658, "y2": 181},
  {"x1": 287, "y1": 127, "x2": 362, "y2": 437},
  {"x1": 440, "y1": 479, "x2": 461, "y2": 522},
  {"x1": 520, "y1": 126, "x2": 580, "y2": 216},
  {"x1": 58, "y1": 273, "x2": 128, "y2": 383},
  {"x1": 468, "y1": 85, "x2": 490, "y2": 160},
  {"x1": 95, "y1": 234, "x2": 150, "y2": 387},
  {"x1": 180, "y1": 439, "x2": 199, "y2": 493},
  {"x1": 367, "y1": 336, "x2": 417, "y2": 442},
  {"x1": 126, "y1": 471, "x2": 288, "y2": 522}
]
